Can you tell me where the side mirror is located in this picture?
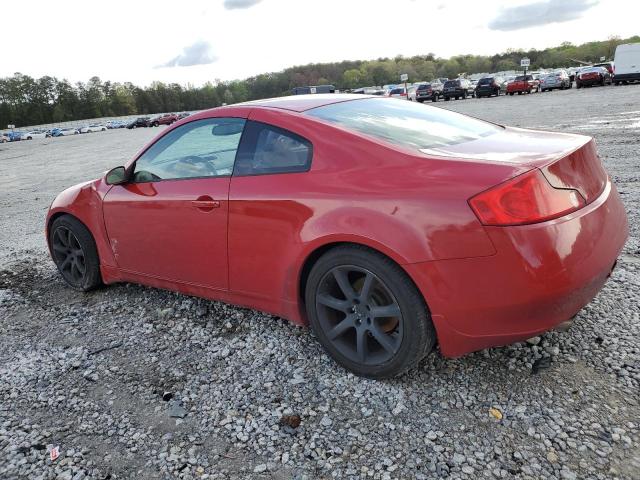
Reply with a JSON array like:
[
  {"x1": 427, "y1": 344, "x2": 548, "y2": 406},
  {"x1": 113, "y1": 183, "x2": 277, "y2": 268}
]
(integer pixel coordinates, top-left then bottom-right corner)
[{"x1": 105, "y1": 166, "x2": 128, "y2": 185}]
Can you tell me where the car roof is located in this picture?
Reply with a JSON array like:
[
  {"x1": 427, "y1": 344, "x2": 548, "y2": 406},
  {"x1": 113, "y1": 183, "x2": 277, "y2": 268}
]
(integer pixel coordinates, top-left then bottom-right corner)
[{"x1": 237, "y1": 94, "x2": 368, "y2": 113}]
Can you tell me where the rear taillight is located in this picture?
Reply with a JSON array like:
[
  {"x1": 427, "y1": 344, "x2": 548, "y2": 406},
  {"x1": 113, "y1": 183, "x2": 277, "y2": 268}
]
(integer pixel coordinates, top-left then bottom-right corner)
[{"x1": 469, "y1": 169, "x2": 586, "y2": 226}]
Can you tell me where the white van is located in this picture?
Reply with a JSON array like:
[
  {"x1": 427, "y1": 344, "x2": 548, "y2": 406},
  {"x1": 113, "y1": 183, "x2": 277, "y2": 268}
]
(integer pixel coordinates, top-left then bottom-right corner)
[{"x1": 613, "y1": 43, "x2": 640, "y2": 84}]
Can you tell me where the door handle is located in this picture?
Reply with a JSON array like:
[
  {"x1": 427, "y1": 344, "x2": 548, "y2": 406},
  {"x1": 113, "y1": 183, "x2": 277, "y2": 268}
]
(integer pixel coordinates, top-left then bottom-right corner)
[{"x1": 191, "y1": 196, "x2": 220, "y2": 212}]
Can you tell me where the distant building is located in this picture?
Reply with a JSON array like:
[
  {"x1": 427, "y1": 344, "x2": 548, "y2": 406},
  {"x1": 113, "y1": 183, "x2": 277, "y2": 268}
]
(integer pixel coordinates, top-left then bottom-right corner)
[{"x1": 291, "y1": 85, "x2": 336, "y2": 95}]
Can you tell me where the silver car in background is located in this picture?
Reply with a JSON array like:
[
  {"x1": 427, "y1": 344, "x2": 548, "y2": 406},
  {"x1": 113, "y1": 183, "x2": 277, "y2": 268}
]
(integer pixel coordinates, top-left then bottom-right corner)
[{"x1": 539, "y1": 69, "x2": 572, "y2": 91}]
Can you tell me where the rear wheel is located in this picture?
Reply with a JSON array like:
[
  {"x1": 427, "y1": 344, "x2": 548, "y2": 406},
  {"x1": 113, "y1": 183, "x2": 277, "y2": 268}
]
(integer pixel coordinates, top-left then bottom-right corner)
[
  {"x1": 305, "y1": 246, "x2": 436, "y2": 378},
  {"x1": 49, "y1": 215, "x2": 101, "y2": 291}
]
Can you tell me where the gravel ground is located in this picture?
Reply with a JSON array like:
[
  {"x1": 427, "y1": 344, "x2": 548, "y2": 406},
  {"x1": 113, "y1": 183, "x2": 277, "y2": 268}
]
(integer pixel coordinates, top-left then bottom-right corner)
[{"x1": 0, "y1": 85, "x2": 639, "y2": 480}]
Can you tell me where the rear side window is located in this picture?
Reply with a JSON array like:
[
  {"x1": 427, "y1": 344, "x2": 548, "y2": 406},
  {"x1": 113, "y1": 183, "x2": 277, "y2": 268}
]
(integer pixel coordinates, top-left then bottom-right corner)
[
  {"x1": 234, "y1": 121, "x2": 312, "y2": 176},
  {"x1": 306, "y1": 98, "x2": 500, "y2": 151}
]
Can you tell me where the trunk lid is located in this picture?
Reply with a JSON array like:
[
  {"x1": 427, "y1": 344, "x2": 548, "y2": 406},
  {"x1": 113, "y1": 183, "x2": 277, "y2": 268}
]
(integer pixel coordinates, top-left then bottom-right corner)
[{"x1": 420, "y1": 126, "x2": 608, "y2": 203}]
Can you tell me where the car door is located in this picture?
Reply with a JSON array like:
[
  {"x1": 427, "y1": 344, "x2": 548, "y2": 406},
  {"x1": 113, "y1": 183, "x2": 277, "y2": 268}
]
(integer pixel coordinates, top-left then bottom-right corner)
[
  {"x1": 228, "y1": 116, "x2": 313, "y2": 300},
  {"x1": 102, "y1": 116, "x2": 246, "y2": 290}
]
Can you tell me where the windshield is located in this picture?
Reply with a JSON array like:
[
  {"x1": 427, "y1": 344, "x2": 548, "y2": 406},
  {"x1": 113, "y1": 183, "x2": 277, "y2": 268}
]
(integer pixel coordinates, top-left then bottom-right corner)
[{"x1": 306, "y1": 98, "x2": 501, "y2": 151}]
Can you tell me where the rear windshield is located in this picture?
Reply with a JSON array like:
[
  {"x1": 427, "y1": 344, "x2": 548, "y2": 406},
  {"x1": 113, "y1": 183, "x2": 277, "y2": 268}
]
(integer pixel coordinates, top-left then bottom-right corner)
[
  {"x1": 306, "y1": 98, "x2": 501, "y2": 151},
  {"x1": 389, "y1": 88, "x2": 405, "y2": 94},
  {"x1": 444, "y1": 80, "x2": 459, "y2": 87},
  {"x1": 478, "y1": 78, "x2": 493, "y2": 85}
]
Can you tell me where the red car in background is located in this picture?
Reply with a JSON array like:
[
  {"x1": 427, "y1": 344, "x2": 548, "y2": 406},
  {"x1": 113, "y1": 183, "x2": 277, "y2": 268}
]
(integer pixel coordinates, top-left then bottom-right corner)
[
  {"x1": 46, "y1": 95, "x2": 628, "y2": 378},
  {"x1": 149, "y1": 113, "x2": 178, "y2": 127},
  {"x1": 506, "y1": 74, "x2": 539, "y2": 95},
  {"x1": 576, "y1": 67, "x2": 613, "y2": 88}
]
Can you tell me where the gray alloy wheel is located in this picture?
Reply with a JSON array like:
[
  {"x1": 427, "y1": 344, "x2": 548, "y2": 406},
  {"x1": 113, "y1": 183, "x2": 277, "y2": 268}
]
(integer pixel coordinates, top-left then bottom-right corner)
[
  {"x1": 306, "y1": 246, "x2": 436, "y2": 378},
  {"x1": 50, "y1": 215, "x2": 101, "y2": 291}
]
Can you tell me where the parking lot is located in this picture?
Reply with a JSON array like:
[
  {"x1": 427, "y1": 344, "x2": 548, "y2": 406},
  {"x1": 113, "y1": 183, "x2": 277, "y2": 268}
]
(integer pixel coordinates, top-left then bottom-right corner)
[{"x1": 0, "y1": 85, "x2": 638, "y2": 479}]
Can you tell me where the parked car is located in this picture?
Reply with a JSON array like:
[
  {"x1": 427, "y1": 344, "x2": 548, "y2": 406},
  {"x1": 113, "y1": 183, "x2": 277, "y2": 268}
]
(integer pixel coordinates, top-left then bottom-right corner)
[
  {"x1": 475, "y1": 77, "x2": 504, "y2": 98},
  {"x1": 539, "y1": 70, "x2": 572, "y2": 91},
  {"x1": 576, "y1": 67, "x2": 612, "y2": 88},
  {"x1": 127, "y1": 117, "x2": 151, "y2": 129},
  {"x1": 593, "y1": 61, "x2": 614, "y2": 76},
  {"x1": 53, "y1": 128, "x2": 79, "y2": 137},
  {"x1": 613, "y1": 43, "x2": 640, "y2": 84},
  {"x1": 177, "y1": 112, "x2": 192, "y2": 120},
  {"x1": 7, "y1": 131, "x2": 24, "y2": 141},
  {"x1": 106, "y1": 120, "x2": 126, "y2": 129},
  {"x1": 149, "y1": 113, "x2": 178, "y2": 127},
  {"x1": 352, "y1": 87, "x2": 385, "y2": 95},
  {"x1": 46, "y1": 94, "x2": 628, "y2": 378},
  {"x1": 409, "y1": 83, "x2": 440, "y2": 102},
  {"x1": 21, "y1": 130, "x2": 49, "y2": 140},
  {"x1": 470, "y1": 79, "x2": 479, "y2": 92},
  {"x1": 442, "y1": 79, "x2": 472, "y2": 100},
  {"x1": 0, "y1": 133, "x2": 8, "y2": 143},
  {"x1": 506, "y1": 75, "x2": 535, "y2": 95},
  {"x1": 385, "y1": 86, "x2": 408, "y2": 99},
  {"x1": 79, "y1": 124, "x2": 107, "y2": 133}
]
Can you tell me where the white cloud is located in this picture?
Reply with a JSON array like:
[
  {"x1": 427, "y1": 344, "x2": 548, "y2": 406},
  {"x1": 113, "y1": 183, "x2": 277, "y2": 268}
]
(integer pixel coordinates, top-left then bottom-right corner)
[
  {"x1": 223, "y1": 0, "x2": 262, "y2": 9},
  {"x1": 158, "y1": 41, "x2": 218, "y2": 68},
  {"x1": 489, "y1": 0, "x2": 599, "y2": 31}
]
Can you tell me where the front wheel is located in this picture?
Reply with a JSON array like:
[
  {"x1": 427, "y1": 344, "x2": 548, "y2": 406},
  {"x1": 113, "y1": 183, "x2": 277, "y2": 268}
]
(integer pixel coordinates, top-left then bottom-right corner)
[
  {"x1": 49, "y1": 215, "x2": 101, "y2": 291},
  {"x1": 305, "y1": 246, "x2": 436, "y2": 378}
]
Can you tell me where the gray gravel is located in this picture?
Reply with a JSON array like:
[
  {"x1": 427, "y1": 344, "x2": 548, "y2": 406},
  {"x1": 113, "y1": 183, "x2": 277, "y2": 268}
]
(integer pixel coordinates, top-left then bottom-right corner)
[{"x1": 1, "y1": 85, "x2": 639, "y2": 479}]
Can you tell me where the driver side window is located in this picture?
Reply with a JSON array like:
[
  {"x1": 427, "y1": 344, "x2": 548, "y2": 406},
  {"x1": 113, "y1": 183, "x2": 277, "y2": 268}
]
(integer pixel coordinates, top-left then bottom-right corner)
[{"x1": 133, "y1": 117, "x2": 246, "y2": 183}]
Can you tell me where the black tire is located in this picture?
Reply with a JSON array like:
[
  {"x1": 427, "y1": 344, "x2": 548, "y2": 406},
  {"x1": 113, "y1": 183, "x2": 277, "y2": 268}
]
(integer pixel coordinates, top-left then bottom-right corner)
[
  {"x1": 431, "y1": 95, "x2": 438, "y2": 102},
  {"x1": 49, "y1": 215, "x2": 101, "y2": 291},
  {"x1": 509, "y1": 92, "x2": 514, "y2": 96},
  {"x1": 444, "y1": 96, "x2": 450, "y2": 101},
  {"x1": 305, "y1": 245, "x2": 436, "y2": 378},
  {"x1": 153, "y1": 122, "x2": 159, "y2": 127}
]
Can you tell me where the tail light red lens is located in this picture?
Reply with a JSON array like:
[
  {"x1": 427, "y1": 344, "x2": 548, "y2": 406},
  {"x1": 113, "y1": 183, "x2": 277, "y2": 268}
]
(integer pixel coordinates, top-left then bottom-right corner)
[{"x1": 469, "y1": 169, "x2": 586, "y2": 226}]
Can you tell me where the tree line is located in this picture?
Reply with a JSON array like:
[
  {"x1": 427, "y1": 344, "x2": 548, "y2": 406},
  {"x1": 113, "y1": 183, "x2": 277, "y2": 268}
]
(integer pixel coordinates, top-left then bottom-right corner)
[{"x1": 1, "y1": 35, "x2": 637, "y2": 128}]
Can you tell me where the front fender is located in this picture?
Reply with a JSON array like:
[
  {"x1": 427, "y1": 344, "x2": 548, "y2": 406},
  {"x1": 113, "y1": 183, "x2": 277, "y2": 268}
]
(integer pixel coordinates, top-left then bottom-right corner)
[{"x1": 46, "y1": 177, "x2": 116, "y2": 267}]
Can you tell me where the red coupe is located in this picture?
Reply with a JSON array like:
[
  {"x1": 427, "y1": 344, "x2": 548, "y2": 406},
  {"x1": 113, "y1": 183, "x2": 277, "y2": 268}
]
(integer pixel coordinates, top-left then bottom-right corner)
[{"x1": 46, "y1": 95, "x2": 628, "y2": 378}]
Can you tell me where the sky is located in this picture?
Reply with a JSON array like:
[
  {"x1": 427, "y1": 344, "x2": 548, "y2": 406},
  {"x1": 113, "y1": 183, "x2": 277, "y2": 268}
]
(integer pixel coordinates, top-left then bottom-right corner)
[{"x1": 1, "y1": 0, "x2": 637, "y2": 86}]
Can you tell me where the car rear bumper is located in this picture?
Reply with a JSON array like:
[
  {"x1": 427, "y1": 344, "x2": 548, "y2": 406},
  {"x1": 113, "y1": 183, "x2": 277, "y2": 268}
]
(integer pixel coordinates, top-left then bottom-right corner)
[
  {"x1": 578, "y1": 77, "x2": 602, "y2": 85},
  {"x1": 405, "y1": 180, "x2": 628, "y2": 357}
]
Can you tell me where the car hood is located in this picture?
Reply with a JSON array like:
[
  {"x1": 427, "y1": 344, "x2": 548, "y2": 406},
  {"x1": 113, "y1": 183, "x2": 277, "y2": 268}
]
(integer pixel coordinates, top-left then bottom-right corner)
[{"x1": 419, "y1": 126, "x2": 591, "y2": 167}]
